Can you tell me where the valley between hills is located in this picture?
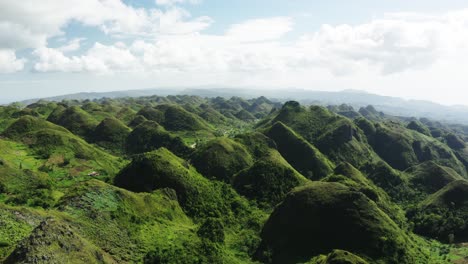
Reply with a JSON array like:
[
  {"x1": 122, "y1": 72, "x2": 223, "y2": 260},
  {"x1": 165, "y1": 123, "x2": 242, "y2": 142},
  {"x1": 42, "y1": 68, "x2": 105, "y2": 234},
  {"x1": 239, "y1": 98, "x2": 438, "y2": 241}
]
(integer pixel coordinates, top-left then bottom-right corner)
[{"x1": 0, "y1": 95, "x2": 468, "y2": 263}]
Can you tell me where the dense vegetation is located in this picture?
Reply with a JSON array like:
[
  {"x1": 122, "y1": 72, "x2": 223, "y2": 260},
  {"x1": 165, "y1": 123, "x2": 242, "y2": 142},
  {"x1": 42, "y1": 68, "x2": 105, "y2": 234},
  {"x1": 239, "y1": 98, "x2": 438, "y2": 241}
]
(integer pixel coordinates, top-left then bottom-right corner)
[{"x1": 0, "y1": 95, "x2": 467, "y2": 263}]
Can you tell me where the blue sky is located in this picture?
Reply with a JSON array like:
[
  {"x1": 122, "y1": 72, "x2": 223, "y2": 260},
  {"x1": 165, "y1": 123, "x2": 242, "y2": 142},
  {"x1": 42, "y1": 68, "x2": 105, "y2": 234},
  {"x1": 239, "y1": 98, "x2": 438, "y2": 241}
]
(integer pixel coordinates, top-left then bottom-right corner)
[{"x1": 1, "y1": 0, "x2": 468, "y2": 105}]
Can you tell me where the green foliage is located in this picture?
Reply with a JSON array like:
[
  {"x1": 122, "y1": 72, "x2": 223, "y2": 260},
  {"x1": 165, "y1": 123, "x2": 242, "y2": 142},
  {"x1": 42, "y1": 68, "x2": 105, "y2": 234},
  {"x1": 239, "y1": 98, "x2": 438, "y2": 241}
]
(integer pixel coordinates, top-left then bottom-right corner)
[
  {"x1": 125, "y1": 121, "x2": 191, "y2": 157},
  {"x1": 407, "y1": 121, "x2": 431, "y2": 137},
  {"x1": 264, "y1": 101, "x2": 377, "y2": 169},
  {"x1": 264, "y1": 121, "x2": 334, "y2": 180},
  {"x1": 371, "y1": 122, "x2": 466, "y2": 176},
  {"x1": 0, "y1": 205, "x2": 44, "y2": 260},
  {"x1": 1, "y1": 95, "x2": 468, "y2": 263},
  {"x1": 115, "y1": 148, "x2": 254, "y2": 223},
  {"x1": 324, "y1": 162, "x2": 408, "y2": 229},
  {"x1": 47, "y1": 105, "x2": 98, "y2": 138},
  {"x1": 255, "y1": 182, "x2": 429, "y2": 264},
  {"x1": 4, "y1": 218, "x2": 116, "y2": 264},
  {"x1": 445, "y1": 133, "x2": 465, "y2": 150},
  {"x1": 307, "y1": 250, "x2": 369, "y2": 264},
  {"x1": 234, "y1": 132, "x2": 277, "y2": 159},
  {"x1": 235, "y1": 109, "x2": 256, "y2": 122},
  {"x1": 2, "y1": 117, "x2": 123, "y2": 181},
  {"x1": 155, "y1": 104, "x2": 213, "y2": 131},
  {"x1": 191, "y1": 137, "x2": 253, "y2": 182},
  {"x1": 408, "y1": 180, "x2": 468, "y2": 243},
  {"x1": 405, "y1": 161, "x2": 463, "y2": 195},
  {"x1": 197, "y1": 218, "x2": 225, "y2": 244},
  {"x1": 92, "y1": 117, "x2": 131, "y2": 152},
  {"x1": 233, "y1": 150, "x2": 308, "y2": 208}
]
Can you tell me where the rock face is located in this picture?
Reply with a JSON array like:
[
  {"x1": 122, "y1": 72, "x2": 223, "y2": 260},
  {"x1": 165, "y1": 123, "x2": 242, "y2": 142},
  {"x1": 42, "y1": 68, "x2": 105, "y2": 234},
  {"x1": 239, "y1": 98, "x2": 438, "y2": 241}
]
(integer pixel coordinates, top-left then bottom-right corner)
[
  {"x1": 255, "y1": 182, "x2": 421, "y2": 264},
  {"x1": 5, "y1": 218, "x2": 115, "y2": 264}
]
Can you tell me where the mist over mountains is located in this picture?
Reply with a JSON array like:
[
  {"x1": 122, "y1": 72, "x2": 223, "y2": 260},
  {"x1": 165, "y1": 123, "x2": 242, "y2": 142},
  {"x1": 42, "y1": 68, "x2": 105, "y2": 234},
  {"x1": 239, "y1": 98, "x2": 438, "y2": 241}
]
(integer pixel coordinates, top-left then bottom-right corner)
[{"x1": 17, "y1": 88, "x2": 468, "y2": 125}]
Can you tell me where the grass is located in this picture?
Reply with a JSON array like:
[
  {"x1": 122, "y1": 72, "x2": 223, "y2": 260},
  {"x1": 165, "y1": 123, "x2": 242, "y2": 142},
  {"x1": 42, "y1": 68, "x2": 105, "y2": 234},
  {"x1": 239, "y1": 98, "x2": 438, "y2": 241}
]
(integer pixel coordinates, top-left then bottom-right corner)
[{"x1": 190, "y1": 137, "x2": 254, "y2": 182}]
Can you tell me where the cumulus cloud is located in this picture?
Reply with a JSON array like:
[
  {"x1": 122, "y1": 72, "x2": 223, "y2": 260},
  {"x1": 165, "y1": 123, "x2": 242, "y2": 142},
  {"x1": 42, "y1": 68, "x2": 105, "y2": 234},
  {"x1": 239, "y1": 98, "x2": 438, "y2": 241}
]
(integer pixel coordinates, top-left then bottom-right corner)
[
  {"x1": 4, "y1": 0, "x2": 468, "y2": 96},
  {"x1": 57, "y1": 38, "x2": 85, "y2": 53},
  {"x1": 226, "y1": 17, "x2": 294, "y2": 42},
  {"x1": 0, "y1": 49, "x2": 26, "y2": 73},
  {"x1": 0, "y1": 0, "x2": 212, "y2": 50},
  {"x1": 156, "y1": 0, "x2": 201, "y2": 6},
  {"x1": 34, "y1": 42, "x2": 141, "y2": 74},
  {"x1": 30, "y1": 9, "x2": 468, "y2": 77}
]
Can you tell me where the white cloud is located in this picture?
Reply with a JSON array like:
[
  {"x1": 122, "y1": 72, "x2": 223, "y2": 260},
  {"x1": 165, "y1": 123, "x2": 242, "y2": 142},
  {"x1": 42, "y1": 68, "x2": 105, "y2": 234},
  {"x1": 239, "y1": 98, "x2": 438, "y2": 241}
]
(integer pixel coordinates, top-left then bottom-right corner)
[
  {"x1": 0, "y1": 0, "x2": 212, "y2": 50},
  {"x1": 0, "y1": 49, "x2": 26, "y2": 73},
  {"x1": 156, "y1": 0, "x2": 201, "y2": 6},
  {"x1": 31, "y1": 9, "x2": 468, "y2": 77},
  {"x1": 33, "y1": 42, "x2": 141, "y2": 74},
  {"x1": 57, "y1": 38, "x2": 85, "y2": 53},
  {"x1": 5, "y1": 4, "x2": 468, "y2": 104},
  {"x1": 226, "y1": 17, "x2": 294, "y2": 42}
]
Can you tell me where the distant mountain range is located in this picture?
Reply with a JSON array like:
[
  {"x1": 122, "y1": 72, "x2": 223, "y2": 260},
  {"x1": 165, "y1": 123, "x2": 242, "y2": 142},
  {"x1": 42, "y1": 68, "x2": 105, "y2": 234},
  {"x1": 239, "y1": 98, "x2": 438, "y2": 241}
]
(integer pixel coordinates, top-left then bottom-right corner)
[{"x1": 16, "y1": 88, "x2": 468, "y2": 125}]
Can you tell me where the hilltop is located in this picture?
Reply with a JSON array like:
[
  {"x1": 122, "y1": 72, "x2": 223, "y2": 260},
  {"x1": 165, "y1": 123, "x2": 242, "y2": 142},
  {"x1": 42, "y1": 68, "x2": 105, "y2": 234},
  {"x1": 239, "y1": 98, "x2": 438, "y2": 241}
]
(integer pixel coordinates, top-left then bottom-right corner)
[{"x1": 0, "y1": 94, "x2": 467, "y2": 263}]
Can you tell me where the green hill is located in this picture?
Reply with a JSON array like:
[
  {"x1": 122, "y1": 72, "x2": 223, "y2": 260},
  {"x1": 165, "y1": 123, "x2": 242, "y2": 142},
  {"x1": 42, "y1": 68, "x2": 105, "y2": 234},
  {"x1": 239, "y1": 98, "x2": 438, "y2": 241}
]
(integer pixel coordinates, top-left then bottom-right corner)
[
  {"x1": 4, "y1": 218, "x2": 116, "y2": 264},
  {"x1": 370, "y1": 122, "x2": 466, "y2": 176},
  {"x1": 405, "y1": 161, "x2": 464, "y2": 195},
  {"x1": 264, "y1": 122, "x2": 334, "y2": 180},
  {"x1": 190, "y1": 138, "x2": 254, "y2": 182},
  {"x1": 254, "y1": 181, "x2": 428, "y2": 264},
  {"x1": 125, "y1": 121, "x2": 190, "y2": 157},
  {"x1": 47, "y1": 105, "x2": 98, "y2": 138},
  {"x1": 92, "y1": 117, "x2": 131, "y2": 152},
  {"x1": 408, "y1": 180, "x2": 468, "y2": 243},
  {"x1": 233, "y1": 150, "x2": 308, "y2": 208},
  {"x1": 114, "y1": 148, "x2": 229, "y2": 218},
  {"x1": 155, "y1": 104, "x2": 213, "y2": 131},
  {"x1": 2, "y1": 116, "x2": 122, "y2": 180},
  {"x1": 265, "y1": 101, "x2": 378, "y2": 169},
  {"x1": 55, "y1": 179, "x2": 204, "y2": 263},
  {"x1": 1, "y1": 95, "x2": 468, "y2": 263},
  {"x1": 407, "y1": 120, "x2": 431, "y2": 137},
  {"x1": 307, "y1": 249, "x2": 369, "y2": 264}
]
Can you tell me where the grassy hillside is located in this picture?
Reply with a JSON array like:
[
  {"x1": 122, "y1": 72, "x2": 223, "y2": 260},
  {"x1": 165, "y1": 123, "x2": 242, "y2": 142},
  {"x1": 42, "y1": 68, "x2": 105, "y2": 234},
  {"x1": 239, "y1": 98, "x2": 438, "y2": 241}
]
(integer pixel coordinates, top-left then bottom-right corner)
[
  {"x1": 0, "y1": 95, "x2": 467, "y2": 263},
  {"x1": 191, "y1": 137, "x2": 254, "y2": 182},
  {"x1": 264, "y1": 121, "x2": 334, "y2": 180},
  {"x1": 255, "y1": 181, "x2": 429, "y2": 264}
]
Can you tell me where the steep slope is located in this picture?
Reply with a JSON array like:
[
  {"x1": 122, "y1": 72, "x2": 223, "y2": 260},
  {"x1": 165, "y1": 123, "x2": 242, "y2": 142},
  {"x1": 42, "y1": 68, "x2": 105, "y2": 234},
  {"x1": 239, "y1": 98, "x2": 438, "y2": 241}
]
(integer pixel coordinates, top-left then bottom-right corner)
[
  {"x1": 154, "y1": 104, "x2": 213, "y2": 131},
  {"x1": 92, "y1": 117, "x2": 131, "y2": 152},
  {"x1": 125, "y1": 121, "x2": 190, "y2": 157},
  {"x1": 369, "y1": 122, "x2": 466, "y2": 176},
  {"x1": 114, "y1": 148, "x2": 228, "y2": 219},
  {"x1": 234, "y1": 132, "x2": 277, "y2": 159},
  {"x1": 2, "y1": 116, "x2": 122, "y2": 178},
  {"x1": 408, "y1": 180, "x2": 468, "y2": 243},
  {"x1": 323, "y1": 163, "x2": 407, "y2": 228},
  {"x1": 0, "y1": 205, "x2": 46, "y2": 260},
  {"x1": 264, "y1": 101, "x2": 378, "y2": 169},
  {"x1": 233, "y1": 150, "x2": 308, "y2": 208},
  {"x1": 307, "y1": 250, "x2": 369, "y2": 264},
  {"x1": 47, "y1": 105, "x2": 98, "y2": 138},
  {"x1": 56, "y1": 179, "x2": 207, "y2": 263},
  {"x1": 254, "y1": 182, "x2": 428, "y2": 264},
  {"x1": 4, "y1": 218, "x2": 116, "y2": 264},
  {"x1": 405, "y1": 161, "x2": 464, "y2": 195},
  {"x1": 190, "y1": 138, "x2": 253, "y2": 182},
  {"x1": 264, "y1": 121, "x2": 334, "y2": 180}
]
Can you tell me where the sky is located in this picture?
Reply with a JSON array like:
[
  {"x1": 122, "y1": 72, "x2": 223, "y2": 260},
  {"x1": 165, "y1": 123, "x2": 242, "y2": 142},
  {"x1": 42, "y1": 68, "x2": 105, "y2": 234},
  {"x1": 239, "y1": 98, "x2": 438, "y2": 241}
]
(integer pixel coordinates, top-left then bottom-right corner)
[{"x1": 1, "y1": 0, "x2": 468, "y2": 105}]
